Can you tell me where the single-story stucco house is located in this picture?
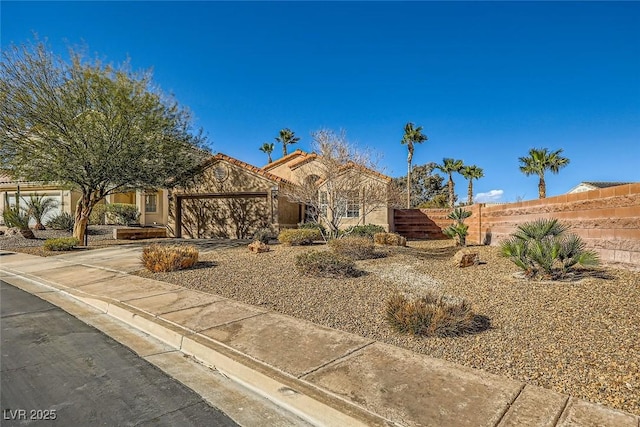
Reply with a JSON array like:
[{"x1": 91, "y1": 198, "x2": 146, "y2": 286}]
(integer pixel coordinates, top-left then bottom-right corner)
[
  {"x1": 1, "y1": 149, "x2": 393, "y2": 238},
  {"x1": 567, "y1": 181, "x2": 633, "y2": 194}
]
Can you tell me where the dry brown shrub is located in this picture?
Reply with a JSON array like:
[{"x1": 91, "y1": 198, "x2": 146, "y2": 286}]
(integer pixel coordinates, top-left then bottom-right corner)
[
  {"x1": 295, "y1": 250, "x2": 361, "y2": 278},
  {"x1": 385, "y1": 292, "x2": 486, "y2": 337},
  {"x1": 278, "y1": 228, "x2": 322, "y2": 245},
  {"x1": 141, "y1": 244, "x2": 199, "y2": 272},
  {"x1": 328, "y1": 236, "x2": 377, "y2": 260},
  {"x1": 374, "y1": 232, "x2": 407, "y2": 246}
]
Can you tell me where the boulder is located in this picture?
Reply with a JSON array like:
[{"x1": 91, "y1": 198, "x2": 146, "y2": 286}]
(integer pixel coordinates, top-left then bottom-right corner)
[
  {"x1": 248, "y1": 241, "x2": 270, "y2": 253},
  {"x1": 5, "y1": 227, "x2": 21, "y2": 236},
  {"x1": 453, "y1": 249, "x2": 479, "y2": 268}
]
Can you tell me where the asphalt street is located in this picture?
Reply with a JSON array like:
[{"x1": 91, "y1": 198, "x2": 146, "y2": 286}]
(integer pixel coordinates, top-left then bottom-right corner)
[{"x1": 0, "y1": 280, "x2": 239, "y2": 426}]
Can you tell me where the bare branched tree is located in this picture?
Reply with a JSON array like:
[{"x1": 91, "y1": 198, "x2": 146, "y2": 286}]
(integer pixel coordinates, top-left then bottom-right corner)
[{"x1": 282, "y1": 129, "x2": 395, "y2": 238}]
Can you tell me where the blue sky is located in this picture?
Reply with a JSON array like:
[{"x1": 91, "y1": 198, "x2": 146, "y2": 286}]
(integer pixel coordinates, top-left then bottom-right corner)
[{"x1": 2, "y1": 1, "x2": 639, "y2": 203}]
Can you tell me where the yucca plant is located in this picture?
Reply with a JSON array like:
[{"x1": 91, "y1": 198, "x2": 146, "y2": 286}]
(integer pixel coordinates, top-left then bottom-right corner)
[
  {"x1": 2, "y1": 205, "x2": 35, "y2": 239},
  {"x1": 500, "y1": 218, "x2": 599, "y2": 280},
  {"x1": 443, "y1": 207, "x2": 472, "y2": 246},
  {"x1": 22, "y1": 194, "x2": 58, "y2": 230}
]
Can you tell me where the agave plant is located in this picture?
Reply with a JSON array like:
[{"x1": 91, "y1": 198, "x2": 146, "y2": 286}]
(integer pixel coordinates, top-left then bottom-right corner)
[
  {"x1": 22, "y1": 194, "x2": 58, "y2": 230},
  {"x1": 500, "y1": 218, "x2": 599, "y2": 280}
]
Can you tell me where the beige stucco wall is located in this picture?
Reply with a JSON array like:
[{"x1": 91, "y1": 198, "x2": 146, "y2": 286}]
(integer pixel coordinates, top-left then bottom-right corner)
[
  {"x1": 266, "y1": 156, "x2": 392, "y2": 231},
  {"x1": 0, "y1": 182, "x2": 79, "y2": 225},
  {"x1": 168, "y1": 159, "x2": 288, "y2": 238}
]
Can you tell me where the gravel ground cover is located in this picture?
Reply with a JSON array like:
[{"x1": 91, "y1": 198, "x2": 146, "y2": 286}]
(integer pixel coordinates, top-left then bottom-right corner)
[
  {"x1": 0, "y1": 226, "x2": 133, "y2": 256},
  {"x1": 134, "y1": 240, "x2": 640, "y2": 415}
]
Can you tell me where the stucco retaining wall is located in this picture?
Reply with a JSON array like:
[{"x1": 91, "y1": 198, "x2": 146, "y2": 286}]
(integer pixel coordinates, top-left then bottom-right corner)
[{"x1": 398, "y1": 183, "x2": 640, "y2": 266}]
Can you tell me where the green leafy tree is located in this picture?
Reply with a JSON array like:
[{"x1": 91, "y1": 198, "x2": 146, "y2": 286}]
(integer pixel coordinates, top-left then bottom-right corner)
[
  {"x1": 400, "y1": 122, "x2": 428, "y2": 208},
  {"x1": 391, "y1": 162, "x2": 447, "y2": 208},
  {"x1": 0, "y1": 40, "x2": 207, "y2": 244},
  {"x1": 275, "y1": 128, "x2": 300, "y2": 157},
  {"x1": 436, "y1": 158, "x2": 464, "y2": 208},
  {"x1": 22, "y1": 193, "x2": 58, "y2": 230},
  {"x1": 417, "y1": 193, "x2": 451, "y2": 208},
  {"x1": 460, "y1": 165, "x2": 484, "y2": 205},
  {"x1": 518, "y1": 148, "x2": 570, "y2": 199},
  {"x1": 259, "y1": 142, "x2": 275, "y2": 163}
]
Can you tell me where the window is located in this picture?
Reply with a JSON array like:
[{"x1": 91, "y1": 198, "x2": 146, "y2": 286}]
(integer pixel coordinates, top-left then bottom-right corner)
[
  {"x1": 145, "y1": 193, "x2": 157, "y2": 213},
  {"x1": 318, "y1": 191, "x2": 328, "y2": 217},
  {"x1": 340, "y1": 191, "x2": 360, "y2": 218}
]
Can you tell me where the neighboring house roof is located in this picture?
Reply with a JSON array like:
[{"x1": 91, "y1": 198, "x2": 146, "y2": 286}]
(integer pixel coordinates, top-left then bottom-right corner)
[
  {"x1": 567, "y1": 181, "x2": 633, "y2": 193},
  {"x1": 0, "y1": 173, "x2": 58, "y2": 188},
  {"x1": 262, "y1": 149, "x2": 307, "y2": 171},
  {"x1": 204, "y1": 153, "x2": 295, "y2": 185},
  {"x1": 581, "y1": 181, "x2": 632, "y2": 188}
]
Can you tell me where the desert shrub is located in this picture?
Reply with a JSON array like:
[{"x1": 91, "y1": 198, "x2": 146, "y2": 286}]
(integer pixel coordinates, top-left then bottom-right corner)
[
  {"x1": 141, "y1": 244, "x2": 199, "y2": 272},
  {"x1": 44, "y1": 237, "x2": 79, "y2": 251},
  {"x1": 89, "y1": 203, "x2": 107, "y2": 225},
  {"x1": 328, "y1": 236, "x2": 377, "y2": 260},
  {"x1": 2, "y1": 206, "x2": 30, "y2": 229},
  {"x1": 278, "y1": 228, "x2": 322, "y2": 245},
  {"x1": 342, "y1": 224, "x2": 385, "y2": 239},
  {"x1": 298, "y1": 221, "x2": 327, "y2": 236},
  {"x1": 373, "y1": 232, "x2": 407, "y2": 247},
  {"x1": 22, "y1": 194, "x2": 58, "y2": 230},
  {"x1": 46, "y1": 212, "x2": 75, "y2": 231},
  {"x1": 442, "y1": 208, "x2": 472, "y2": 246},
  {"x1": 295, "y1": 250, "x2": 361, "y2": 278},
  {"x1": 105, "y1": 203, "x2": 140, "y2": 225},
  {"x1": 252, "y1": 228, "x2": 274, "y2": 244},
  {"x1": 500, "y1": 218, "x2": 599, "y2": 280},
  {"x1": 386, "y1": 292, "x2": 482, "y2": 337}
]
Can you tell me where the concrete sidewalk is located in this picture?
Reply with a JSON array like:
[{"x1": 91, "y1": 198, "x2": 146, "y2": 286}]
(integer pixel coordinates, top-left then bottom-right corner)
[{"x1": 1, "y1": 248, "x2": 638, "y2": 427}]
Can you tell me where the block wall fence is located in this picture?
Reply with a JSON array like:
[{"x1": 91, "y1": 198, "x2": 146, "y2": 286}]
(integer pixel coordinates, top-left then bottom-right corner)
[{"x1": 399, "y1": 183, "x2": 640, "y2": 266}]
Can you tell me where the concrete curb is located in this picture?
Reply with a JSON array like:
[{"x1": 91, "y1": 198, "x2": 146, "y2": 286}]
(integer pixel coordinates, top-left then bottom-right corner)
[
  {"x1": 3, "y1": 251, "x2": 639, "y2": 427},
  {"x1": 0, "y1": 267, "x2": 392, "y2": 427}
]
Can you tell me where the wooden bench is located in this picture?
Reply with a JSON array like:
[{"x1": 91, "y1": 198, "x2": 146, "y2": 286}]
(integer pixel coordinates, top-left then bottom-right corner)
[{"x1": 113, "y1": 227, "x2": 167, "y2": 240}]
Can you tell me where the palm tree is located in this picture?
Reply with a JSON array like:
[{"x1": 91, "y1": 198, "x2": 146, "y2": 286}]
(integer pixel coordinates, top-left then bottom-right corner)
[
  {"x1": 23, "y1": 194, "x2": 58, "y2": 230},
  {"x1": 259, "y1": 142, "x2": 275, "y2": 163},
  {"x1": 518, "y1": 148, "x2": 570, "y2": 198},
  {"x1": 400, "y1": 122, "x2": 428, "y2": 208},
  {"x1": 436, "y1": 158, "x2": 464, "y2": 208},
  {"x1": 460, "y1": 165, "x2": 484, "y2": 205},
  {"x1": 275, "y1": 128, "x2": 300, "y2": 157}
]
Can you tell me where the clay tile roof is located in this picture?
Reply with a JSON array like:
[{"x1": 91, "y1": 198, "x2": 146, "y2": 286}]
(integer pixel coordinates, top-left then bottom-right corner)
[
  {"x1": 262, "y1": 149, "x2": 307, "y2": 171},
  {"x1": 343, "y1": 162, "x2": 392, "y2": 182},
  {"x1": 207, "y1": 153, "x2": 294, "y2": 185},
  {"x1": 287, "y1": 153, "x2": 318, "y2": 170}
]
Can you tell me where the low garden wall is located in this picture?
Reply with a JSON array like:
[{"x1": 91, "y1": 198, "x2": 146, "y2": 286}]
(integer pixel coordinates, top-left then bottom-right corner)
[{"x1": 397, "y1": 183, "x2": 640, "y2": 266}]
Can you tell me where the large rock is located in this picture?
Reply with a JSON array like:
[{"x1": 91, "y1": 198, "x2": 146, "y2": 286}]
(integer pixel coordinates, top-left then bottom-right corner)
[
  {"x1": 5, "y1": 227, "x2": 19, "y2": 236},
  {"x1": 453, "y1": 248, "x2": 479, "y2": 268},
  {"x1": 248, "y1": 241, "x2": 270, "y2": 253}
]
